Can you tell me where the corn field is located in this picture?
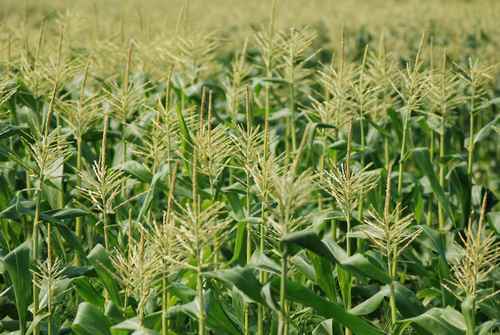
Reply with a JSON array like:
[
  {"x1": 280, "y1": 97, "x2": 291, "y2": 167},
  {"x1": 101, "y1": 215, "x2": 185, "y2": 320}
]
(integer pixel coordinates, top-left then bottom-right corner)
[{"x1": 0, "y1": 1, "x2": 499, "y2": 334}]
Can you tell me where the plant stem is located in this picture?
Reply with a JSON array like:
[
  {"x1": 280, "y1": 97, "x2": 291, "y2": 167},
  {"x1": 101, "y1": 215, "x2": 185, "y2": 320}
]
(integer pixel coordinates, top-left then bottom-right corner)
[
  {"x1": 279, "y1": 245, "x2": 288, "y2": 335},
  {"x1": 427, "y1": 130, "x2": 434, "y2": 227},
  {"x1": 257, "y1": 197, "x2": 267, "y2": 335},
  {"x1": 75, "y1": 137, "x2": 82, "y2": 265},
  {"x1": 289, "y1": 81, "x2": 296, "y2": 156},
  {"x1": 32, "y1": 185, "x2": 42, "y2": 335},
  {"x1": 389, "y1": 275, "x2": 397, "y2": 330},
  {"x1": 258, "y1": 3, "x2": 278, "y2": 333},
  {"x1": 438, "y1": 118, "x2": 445, "y2": 231},
  {"x1": 397, "y1": 114, "x2": 408, "y2": 196},
  {"x1": 357, "y1": 114, "x2": 366, "y2": 249},
  {"x1": 103, "y1": 211, "x2": 109, "y2": 249},
  {"x1": 463, "y1": 297, "x2": 476, "y2": 335},
  {"x1": 197, "y1": 252, "x2": 206, "y2": 335},
  {"x1": 467, "y1": 97, "x2": 475, "y2": 176},
  {"x1": 384, "y1": 164, "x2": 398, "y2": 331},
  {"x1": 48, "y1": 275, "x2": 53, "y2": 335},
  {"x1": 162, "y1": 272, "x2": 169, "y2": 335},
  {"x1": 244, "y1": 144, "x2": 251, "y2": 335},
  {"x1": 47, "y1": 216, "x2": 53, "y2": 335},
  {"x1": 346, "y1": 120, "x2": 353, "y2": 256}
]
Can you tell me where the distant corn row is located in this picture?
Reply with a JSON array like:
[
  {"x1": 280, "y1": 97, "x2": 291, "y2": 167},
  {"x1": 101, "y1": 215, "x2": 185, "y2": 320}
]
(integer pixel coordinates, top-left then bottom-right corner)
[{"x1": 0, "y1": 1, "x2": 499, "y2": 335}]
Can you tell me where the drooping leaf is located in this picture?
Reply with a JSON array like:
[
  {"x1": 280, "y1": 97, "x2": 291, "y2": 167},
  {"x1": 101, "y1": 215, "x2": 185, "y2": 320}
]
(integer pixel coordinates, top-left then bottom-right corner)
[
  {"x1": 282, "y1": 230, "x2": 390, "y2": 283},
  {"x1": 41, "y1": 208, "x2": 89, "y2": 222},
  {"x1": 350, "y1": 286, "x2": 390, "y2": 316},
  {"x1": 402, "y1": 307, "x2": 465, "y2": 335},
  {"x1": 412, "y1": 147, "x2": 455, "y2": 224},
  {"x1": 136, "y1": 164, "x2": 169, "y2": 221},
  {"x1": 473, "y1": 115, "x2": 499, "y2": 144},
  {"x1": 72, "y1": 277, "x2": 105, "y2": 307},
  {"x1": 167, "y1": 290, "x2": 241, "y2": 335},
  {"x1": 0, "y1": 240, "x2": 31, "y2": 333},
  {"x1": 121, "y1": 160, "x2": 152, "y2": 183},
  {"x1": 205, "y1": 266, "x2": 265, "y2": 304},
  {"x1": 72, "y1": 302, "x2": 112, "y2": 335},
  {"x1": 87, "y1": 244, "x2": 122, "y2": 307},
  {"x1": 269, "y1": 278, "x2": 384, "y2": 335}
]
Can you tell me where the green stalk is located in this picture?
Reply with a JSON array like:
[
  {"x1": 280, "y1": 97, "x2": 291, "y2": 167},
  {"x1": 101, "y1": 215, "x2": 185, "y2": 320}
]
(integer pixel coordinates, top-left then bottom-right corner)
[
  {"x1": 462, "y1": 296, "x2": 476, "y2": 335},
  {"x1": 162, "y1": 163, "x2": 177, "y2": 335},
  {"x1": 197, "y1": 259, "x2": 206, "y2": 335},
  {"x1": 288, "y1": 79, "x2": 296, "y2": 156},
  {"x1": 360, "y1": 115, "x2": 366, "y2": 169},
  {"x1": 162, "y1": 272, "x2": 169, "y2": 335},
  {"x1": 467, "y1": 92, "x2": 475, "y2": 176},
  {"x1": 382, "y1": 164, "x2": 398, "y2": 331},
  {"x1": 47, "y1": 219, "x2": 53, "y2": 335},
  {"x1": 244, "y1": 92, "x2": 252, "y2": 335},
  {"x1": 388, "y1": 252, "x2": 397, "y2": 331},
  {"x1": 279, "y1": 244, "x2": 288, "y2": 335},
  {"x1": 438, "y1": 117, "x2": 445, "y2": 231},
  {"x1": 344, "y1": 210, "x2": 353, "y2": 335},
  {"x1": 100, "y1": 111, "x2": 110, "y2": 251},
  {"x1": 257, "y1": 195, "x2": 267, "y2": 335},
  {"x1": 47, "y1": 272, "x2": 53, "y2": 335},
  {"x1": 75, "y1": 137, "x2": 82, "y2": 264},
  {"x1": 191, "y1": 146, "x2": 205, "y2": 335},
  {"x1": 345, "y1": 120, "x2": 353, "y2": 256},
  {"x1": 258, "y1": 2, "x2": 278, "y2": 333},
  {"x1": 345, "y1": 210, "x2": 354, "y2": 335},
  {"x1": 330, "y1": 127, "x2": 338, "y2": 243},
  {"x1": 32, "y1": 184, "x2": 43, "y2": 335},
  {"x1": 195, "y1": 201, "x2": 206, "y2": 335},
  {"x1": 426, "y1": 131, "x2": 434, "y2": 227},
  {"x1": 397, "y1": 113, "x2": 408, "y2": 196},
  {"x1": 33, "y1": 30, "x2": 60, "y2": 330},
  {"x1": 345, "y1": 120, "x2": 353, "y2": 335},
  {"x1": 103, "y1": 211, "x2": 109, "y2": 250},
  {"x1": 357, "y1": 111, "x2": 366, "y2": 251},
  {"x1": 384, "y1": 135, "x2": 390, "y2": 166}
]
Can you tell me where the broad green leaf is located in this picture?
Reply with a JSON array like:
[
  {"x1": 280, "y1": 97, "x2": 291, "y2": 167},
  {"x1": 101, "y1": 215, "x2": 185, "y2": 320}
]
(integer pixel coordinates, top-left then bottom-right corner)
[
  {"x1": 73, "y1": 277, "x2": 105, "y2": 307},
  {"x1": 402, "y1": 307, "x2": 465, "y2": 335},
  {"x1": 0, "y1": 125, "x2": 29, "y2": 140},
  {"x1": 175, "y1": 103, "x2": 193, "y2": 161},
  {"x1": 461, "y1": 296, "x2": 474, "y2": 335},
  {"x1": 473, "y1": 115, "x2": 499, "y2": 144},
  {"x1": 282, "y1": 231, "x2": 391, "y2": 283},
  {"x1": 167, "y1": 290, "x2": 241, "y2": 335},
  {"x1": 448, "y1": 164, "x2": 471, "y2": 228},
  {"x1": 478, "y1": 320, "x2": 500, "y2": 335},
  {"x1": 269, "y1": 278, "x2": 384, "y2": 335},
  {"x1": 25, "y1": 312, "x2": 50, "y2": 335},
  {"x1": 121, "y1": 160, "x2": 152, "y2": 183},
  {"x1": 136, "y1": 164, "x2": 169, "y2": 221},
  {"x1": 38, "y1": 277, "x2": 72, "y2": 309},
  {"x1": 111, "y1": 317, "x2": 157, "y2": 335},
  {"x1": 350, "y1": 286, "x2": 390, "y2": 316},
  {"x1": 87, "y1": 244, "x2": 122, "y2": 307},
  {"x1": 419, "y1": 225, "x2": 448, "y2": 263},
  {"x1": 41, "y1": 207, "x2": 89, "y2": 222},
  {"x1": 412, "y1": 147, "x2": 455, "y2": 224},
  {"x1": 72, "y1": 302, "x2": 112, "y2": 335},
  {"x1": 0, "y1": 240, "x2": 31, "y2": 333},
  {"x1": 394, "y1": 282, "x2": 426, "y2": 318},
  {"x1": 205, "y1": 266, "x2": 265, "y2": 304},
  {"x1": 290, "y1": 253, "x2": 316, "y2": 283},
  {"x1": 228, "y1": 221, "x2": 246, "y2": 266},
  {"x1": 309, "y1": 253, "x2": 338, "y2": 301},
  {"x1": 248, "y1": 251, "x2": 281, "y2": 275},
  {"x1": 487, "y1": 211, "x2": 500, "y2": 234}
]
